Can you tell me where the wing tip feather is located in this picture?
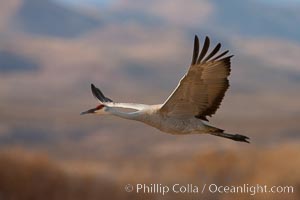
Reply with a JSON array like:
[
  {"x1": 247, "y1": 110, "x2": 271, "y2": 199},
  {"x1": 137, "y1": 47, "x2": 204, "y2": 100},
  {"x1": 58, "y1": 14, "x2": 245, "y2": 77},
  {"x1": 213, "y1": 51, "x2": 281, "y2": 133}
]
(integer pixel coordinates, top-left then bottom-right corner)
[{"x1": 90, "y1": 83, "x2": 113, "y2": 102}]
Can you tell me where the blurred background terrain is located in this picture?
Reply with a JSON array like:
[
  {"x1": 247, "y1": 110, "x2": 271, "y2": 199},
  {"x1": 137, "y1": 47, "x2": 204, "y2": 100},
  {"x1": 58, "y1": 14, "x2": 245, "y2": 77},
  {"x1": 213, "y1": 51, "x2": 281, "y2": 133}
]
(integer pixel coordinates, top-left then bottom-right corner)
[{"x1": 0, "y1": 0, "x2": 299, "y2": 199}]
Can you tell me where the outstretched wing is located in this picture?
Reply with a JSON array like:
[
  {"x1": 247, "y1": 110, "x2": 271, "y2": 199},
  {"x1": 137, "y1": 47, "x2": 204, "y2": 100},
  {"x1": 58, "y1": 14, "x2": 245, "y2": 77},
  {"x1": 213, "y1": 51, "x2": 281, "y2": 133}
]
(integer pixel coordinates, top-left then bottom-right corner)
[
  {"x1": 91, "y1": 84, "x2": 113, "y2": 103},
  {"x1": 91, "y1": 84, "x2": 149, "y2": 110},
  {"x1": 159, "y1": 36, "x2": 232, "y2": 120}
]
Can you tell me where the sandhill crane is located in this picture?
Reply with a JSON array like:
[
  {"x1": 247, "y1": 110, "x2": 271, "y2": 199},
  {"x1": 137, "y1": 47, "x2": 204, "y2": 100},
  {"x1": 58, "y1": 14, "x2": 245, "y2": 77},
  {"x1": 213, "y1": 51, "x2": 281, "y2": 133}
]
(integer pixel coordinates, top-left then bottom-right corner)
[{"x1": 81, "y1": 35, "x2": 250, "y2": 143}]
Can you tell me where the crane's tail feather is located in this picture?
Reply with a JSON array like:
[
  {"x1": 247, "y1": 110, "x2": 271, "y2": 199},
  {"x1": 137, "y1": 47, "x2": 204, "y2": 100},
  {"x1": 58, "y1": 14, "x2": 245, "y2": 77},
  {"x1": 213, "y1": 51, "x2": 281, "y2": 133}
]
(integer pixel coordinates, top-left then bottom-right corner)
[{"x1": 210, "y1": 131, "x2": 250, "y2": 143}]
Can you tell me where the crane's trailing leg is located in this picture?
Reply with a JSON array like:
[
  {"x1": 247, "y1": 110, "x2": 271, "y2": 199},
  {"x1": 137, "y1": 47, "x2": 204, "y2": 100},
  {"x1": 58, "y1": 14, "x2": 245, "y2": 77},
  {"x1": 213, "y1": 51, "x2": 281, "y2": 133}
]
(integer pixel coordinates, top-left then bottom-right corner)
[
  {"x1": 205, "y1": 125, "x2": 250, "y2": 143},
  {"x1": 210, "y1": 131, "x2": 250, "y2": 143}
]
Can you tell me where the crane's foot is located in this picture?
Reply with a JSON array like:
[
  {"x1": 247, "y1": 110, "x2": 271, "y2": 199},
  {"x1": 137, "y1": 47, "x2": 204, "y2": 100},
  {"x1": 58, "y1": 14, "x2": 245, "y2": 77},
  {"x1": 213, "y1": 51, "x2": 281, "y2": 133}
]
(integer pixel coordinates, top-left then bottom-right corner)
[{"x1": 210, "y1": 132, "x2": 250, "y2": 143}]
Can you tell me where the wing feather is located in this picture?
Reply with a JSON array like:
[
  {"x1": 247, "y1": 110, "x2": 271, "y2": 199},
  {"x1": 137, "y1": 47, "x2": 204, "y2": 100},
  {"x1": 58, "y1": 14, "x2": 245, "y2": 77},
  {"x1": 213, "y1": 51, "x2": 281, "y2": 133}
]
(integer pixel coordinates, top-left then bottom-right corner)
[
  {"x1": 191, "y1": 35, "x2": 200, "y2": 65},
  {"x1": 197, "y1": 36, "x2": 210, "y2": 64},
  {"x1": 159, "y1": 36, "x2": 232, "y2": 120},
  {"x1": 91, "y1": 84, "x2": 113, "y2": 102},
  {"x1": 212, "y1": 50, "x2": 229, "y2": 61},
  {"x1": 203, "y1": 43, "x2": 221, "y2": 63}
]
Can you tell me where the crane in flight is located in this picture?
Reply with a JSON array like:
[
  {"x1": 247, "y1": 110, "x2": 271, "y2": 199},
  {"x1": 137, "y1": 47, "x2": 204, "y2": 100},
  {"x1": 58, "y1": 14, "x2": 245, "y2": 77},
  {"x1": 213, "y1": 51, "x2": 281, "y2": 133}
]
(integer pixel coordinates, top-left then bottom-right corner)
[{"x1": 81, "y1": 35, "x2": 250, "y2": 143}]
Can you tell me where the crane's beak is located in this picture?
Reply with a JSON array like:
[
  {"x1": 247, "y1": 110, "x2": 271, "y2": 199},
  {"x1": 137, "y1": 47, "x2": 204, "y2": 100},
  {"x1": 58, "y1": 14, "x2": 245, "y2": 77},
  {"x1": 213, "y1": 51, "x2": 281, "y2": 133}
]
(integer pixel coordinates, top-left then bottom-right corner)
[{"x1": 80, "y1": 107, "x2": 97, "y2": 115}]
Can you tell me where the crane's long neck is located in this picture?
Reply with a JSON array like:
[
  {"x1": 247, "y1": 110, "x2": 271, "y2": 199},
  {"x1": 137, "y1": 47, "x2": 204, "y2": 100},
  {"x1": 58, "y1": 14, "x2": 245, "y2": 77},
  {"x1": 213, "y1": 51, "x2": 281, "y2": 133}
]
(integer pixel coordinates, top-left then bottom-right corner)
[{"x1": 107, "y1": 108, "x2": 142, "y2": 121}]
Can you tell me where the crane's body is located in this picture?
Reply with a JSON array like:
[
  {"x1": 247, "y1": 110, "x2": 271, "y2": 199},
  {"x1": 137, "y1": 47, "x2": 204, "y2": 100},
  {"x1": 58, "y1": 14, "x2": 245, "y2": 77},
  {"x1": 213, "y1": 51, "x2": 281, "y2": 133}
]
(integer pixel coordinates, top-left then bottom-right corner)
[
  {"x1": 106, "y1": 104, "x2": 206, "y2": 135},
  {"x1": 140, "y1": 109, "x2": 206, "y2": 135},
  {"x1": 81, "y1": 35, "x2": 250, "y2": 143}
]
